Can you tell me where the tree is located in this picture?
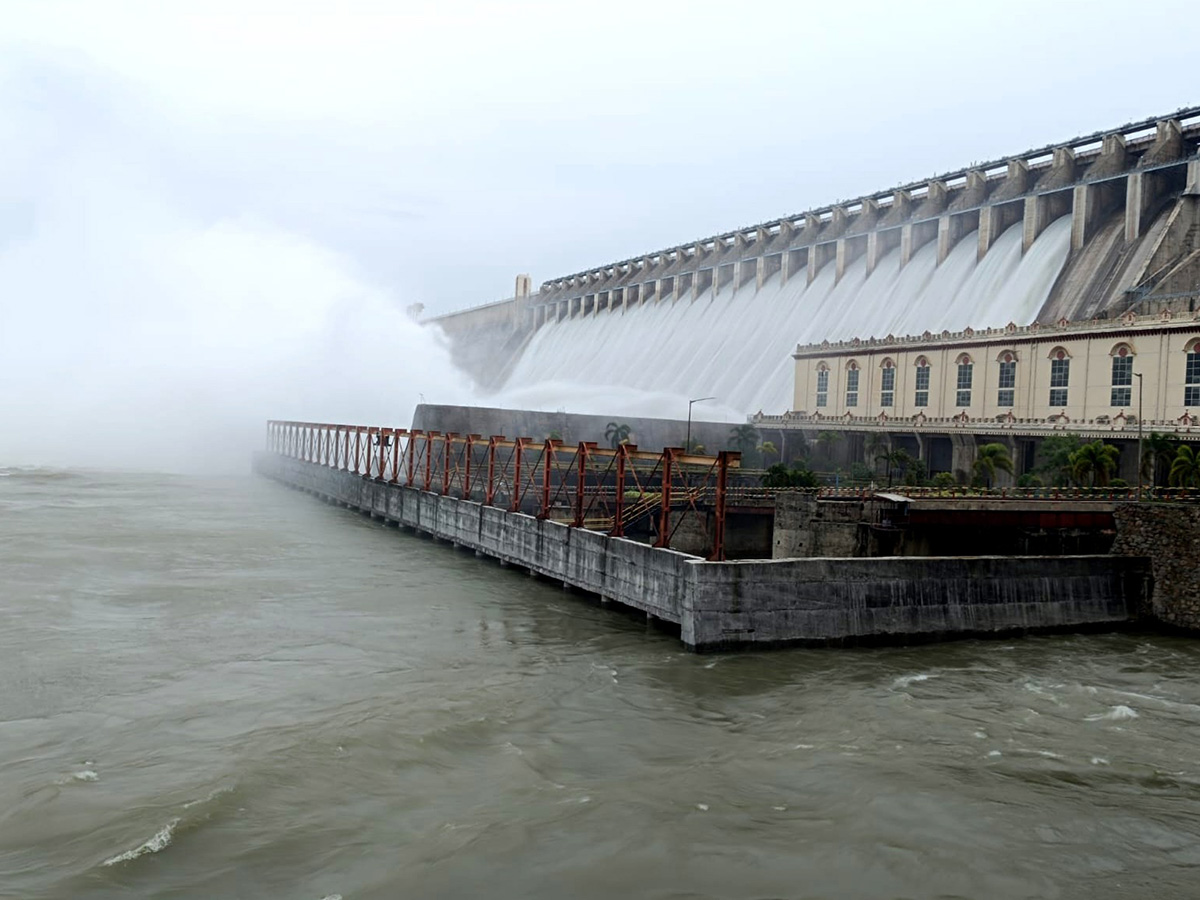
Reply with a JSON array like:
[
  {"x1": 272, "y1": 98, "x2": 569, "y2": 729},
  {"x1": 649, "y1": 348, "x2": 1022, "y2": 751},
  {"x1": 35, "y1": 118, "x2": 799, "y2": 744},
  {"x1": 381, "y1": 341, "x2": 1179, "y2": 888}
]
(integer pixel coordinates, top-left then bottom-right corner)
[
  {"x1": 1069, "y1": 440, "x2": 1120, "y2": 487},
  {"x1": 1036, "y1": 434, "x2": 1083, "y2": 486},
  {"x1": 932, "y1": 472, "x2": 957, "y2": 489},
  {"x1": 816, "y1": 430, "x2": 842, "y2": 466},
  {"x1": 728, "y1": 424, "x2": 760, "y2": 456},
  {"x1": 1143, "y1": 432, "x2": 1179, "y2": 487},
  {"x1": 761, "y1": 462, "x2": 818, "y2": 488},
  {"x1": 1169, "y1": 445, "x2": 1200, "y2": 488},
  {"x1": 865, "y1": 431, "x2": 890, "y2": 476},
  {"x1": 605, "y1": 422, "x2": 631, "y2": 449},
  {"x1": 758, "y1": 440, "x2": 779, "y2": 464},
  {"x1": 973, "y1": 443, "x2": 1015, "y2": 488},
  {"x1": 882, "y1": 448, "x2": 916, "y2": 487}
]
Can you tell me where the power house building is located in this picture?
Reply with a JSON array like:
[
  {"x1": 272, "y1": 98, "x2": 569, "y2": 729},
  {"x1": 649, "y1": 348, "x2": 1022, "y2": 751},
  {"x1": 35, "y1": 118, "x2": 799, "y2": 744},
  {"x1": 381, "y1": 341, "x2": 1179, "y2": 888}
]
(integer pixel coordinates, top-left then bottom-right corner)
[{"x1": 779, "y1": 307, "x2": 1200, "y2": 481}]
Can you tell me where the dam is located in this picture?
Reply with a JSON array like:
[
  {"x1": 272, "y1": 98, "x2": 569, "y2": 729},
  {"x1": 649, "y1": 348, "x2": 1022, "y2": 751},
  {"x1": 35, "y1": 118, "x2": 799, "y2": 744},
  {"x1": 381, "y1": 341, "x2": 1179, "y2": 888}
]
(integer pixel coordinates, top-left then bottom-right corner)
[{"x1": 432, "y1": 107, "x2": 1200, "y2": 418}]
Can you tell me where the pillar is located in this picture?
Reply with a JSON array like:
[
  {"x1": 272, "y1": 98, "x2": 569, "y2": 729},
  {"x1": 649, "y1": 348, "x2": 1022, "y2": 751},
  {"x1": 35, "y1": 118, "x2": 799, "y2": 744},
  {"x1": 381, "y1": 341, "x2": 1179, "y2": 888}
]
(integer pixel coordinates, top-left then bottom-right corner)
[
  {"x1": 1071, "y1": 182, "x2": 1100, "y2": 251},
  {"x1": 978, "y1": 206, "x2": 1001, "y2": 261},
  {"x1": 1023, "y1": 194, "x2": 1048, "y2": 252},
  {"x1": 1125, "y1": 171, "x2": 1149, "y2": 242},
  {"x1": 937, "y1": 214, "x2": 963, "y2": 264},
  {"x1": 866, "y1": 232, "x2": 881, "y2": 276}
]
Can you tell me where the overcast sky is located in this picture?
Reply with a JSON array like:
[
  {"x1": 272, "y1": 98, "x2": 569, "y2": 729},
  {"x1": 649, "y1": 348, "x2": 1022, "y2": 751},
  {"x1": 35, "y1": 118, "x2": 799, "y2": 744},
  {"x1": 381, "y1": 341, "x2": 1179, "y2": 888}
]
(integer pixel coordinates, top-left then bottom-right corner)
[
  {"x1": 2, "y1": 0, "x2": 1198, "y2": 469},
  {"x1": 6, "y1": 0, "x2": 1199, "y2": 315}
]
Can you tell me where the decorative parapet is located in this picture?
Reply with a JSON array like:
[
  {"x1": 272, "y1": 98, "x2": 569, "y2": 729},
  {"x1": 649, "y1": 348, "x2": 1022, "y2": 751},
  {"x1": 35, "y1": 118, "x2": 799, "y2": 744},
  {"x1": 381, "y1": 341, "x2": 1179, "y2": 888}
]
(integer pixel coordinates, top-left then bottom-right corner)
[
  {"x1": 751, "y1": 406, "x2": 1200, "y2": 440},
  {"x1": 791, "y1": 300, "x2": 1200, "y2": 359}
]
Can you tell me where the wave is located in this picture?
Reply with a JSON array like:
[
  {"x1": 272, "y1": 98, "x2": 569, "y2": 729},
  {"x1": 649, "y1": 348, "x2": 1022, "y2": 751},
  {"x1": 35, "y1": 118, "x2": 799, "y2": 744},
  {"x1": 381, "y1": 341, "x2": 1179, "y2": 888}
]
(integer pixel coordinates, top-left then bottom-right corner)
[{"x1": 102, "y1": 817, "x2": 180, "y2": 866}]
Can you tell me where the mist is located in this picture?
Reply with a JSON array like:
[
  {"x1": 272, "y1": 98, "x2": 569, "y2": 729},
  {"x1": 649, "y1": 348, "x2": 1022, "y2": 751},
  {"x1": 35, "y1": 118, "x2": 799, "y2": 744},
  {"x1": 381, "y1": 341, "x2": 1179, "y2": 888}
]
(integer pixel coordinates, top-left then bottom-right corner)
[{"x1": 0, "y1": 62, "x2": 473, "y2": 473}]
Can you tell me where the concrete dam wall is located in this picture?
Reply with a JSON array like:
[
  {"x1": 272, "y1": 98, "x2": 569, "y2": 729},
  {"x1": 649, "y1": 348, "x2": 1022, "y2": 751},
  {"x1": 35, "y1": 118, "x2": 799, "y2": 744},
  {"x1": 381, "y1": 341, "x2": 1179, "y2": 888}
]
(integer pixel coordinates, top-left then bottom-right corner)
[
  {"x1": 254, "y1": 451, "x2": 1149, "y2": 651},
  {"x1": 433, "y1": 108, "x2": 1200, "y2": 417}
]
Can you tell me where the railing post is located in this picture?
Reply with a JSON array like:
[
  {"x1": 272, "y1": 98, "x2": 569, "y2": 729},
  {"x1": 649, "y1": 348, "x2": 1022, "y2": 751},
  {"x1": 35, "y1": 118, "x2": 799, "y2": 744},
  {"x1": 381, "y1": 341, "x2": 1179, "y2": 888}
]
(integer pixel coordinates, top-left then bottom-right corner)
[
  {"x1": 612, "y1": 444, "x2": 627, "y2": 536},
  {"x1": 424, "y1": 432, "x2": 438, "y2": 492},
  {"x1": 406, "y1": 430, "x2": 420, "y2": 486},
  {"x1": 511, "y1": 438, "x2": 526, "y2": 512},
  {"x1": 443, "y1": 433, "x2": 455, "y2": 495},
  {"x1": 540, "y1": 439, "x2": 554, "y2": 518},
  {"x1": 654, "y1": 449, "x2": 675, "y2": 548},
  {"x1": 710, "y1": 451, "x2": 730, "y2": 561},
  {"x1": 463, "y1": 435, "x2": 476, "y2": 499},
  {"x1": 573, "y1": 442, "x2": 588, "y2": 527},
  {"x1": 486, "y1": 436, "x2": 500, "y2": 506},
  {"x1": 390, "y1": 429, "x2": 402, "y2": 483}
]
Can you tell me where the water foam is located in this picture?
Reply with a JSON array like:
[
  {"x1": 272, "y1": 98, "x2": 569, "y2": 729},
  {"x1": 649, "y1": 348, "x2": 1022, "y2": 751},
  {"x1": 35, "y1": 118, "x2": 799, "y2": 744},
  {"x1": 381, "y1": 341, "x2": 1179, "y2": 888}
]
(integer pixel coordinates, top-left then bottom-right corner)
[
  {"x1": 102, "y1": 818, "x2": 180, "y2": 866},
  {"x1": 1086, "y1": 705, "x2": 1139, "y2": 721}
]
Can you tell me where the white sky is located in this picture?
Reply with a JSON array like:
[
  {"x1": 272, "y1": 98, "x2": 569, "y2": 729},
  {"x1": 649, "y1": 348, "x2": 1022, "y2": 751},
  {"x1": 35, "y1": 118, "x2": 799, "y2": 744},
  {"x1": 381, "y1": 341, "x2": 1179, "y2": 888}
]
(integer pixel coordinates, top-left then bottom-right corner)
[{"x1": 6, "y1": 0, "x2": 1199, "y2": 314}]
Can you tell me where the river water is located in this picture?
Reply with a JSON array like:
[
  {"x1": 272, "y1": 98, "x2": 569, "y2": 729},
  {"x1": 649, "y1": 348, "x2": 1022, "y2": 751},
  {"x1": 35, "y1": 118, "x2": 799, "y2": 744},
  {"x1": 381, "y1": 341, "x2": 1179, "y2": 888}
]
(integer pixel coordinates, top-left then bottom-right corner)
[{"x1": 3, "y1": 467, "x2": 1200, "y2": 900}]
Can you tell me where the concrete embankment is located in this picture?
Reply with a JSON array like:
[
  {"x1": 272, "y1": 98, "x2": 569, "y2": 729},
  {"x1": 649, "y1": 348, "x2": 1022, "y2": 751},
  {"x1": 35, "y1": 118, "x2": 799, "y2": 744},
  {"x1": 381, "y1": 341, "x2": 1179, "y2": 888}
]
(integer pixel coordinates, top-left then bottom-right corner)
[{"x1": 255, "y1": 453, "x2": 1149, "y2": 651}]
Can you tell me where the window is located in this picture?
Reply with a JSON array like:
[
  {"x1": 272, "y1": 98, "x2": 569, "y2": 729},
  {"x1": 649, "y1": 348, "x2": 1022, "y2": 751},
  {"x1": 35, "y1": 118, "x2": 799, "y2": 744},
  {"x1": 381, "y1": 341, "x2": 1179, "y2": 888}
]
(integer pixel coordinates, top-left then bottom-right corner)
[
  {"x1": 880, "y1": 363, "x2": 895, "y2": 407},
  {"x1": 1187, "y1": 346, "x2": 1200, "y2": 406},
  {"x1": 845, "y1": 363, "x2": 859, "y2": 408},
  {"x1": 956, "y1": 356, "x2": 973, "y2": 407},
  {"x1": 1111, "y1": 347, "x2": 1133, "y2": 407},
  {"x1": 997, "y1": 353, "x2": 1016, "y2": 407},
  {"x1": 914, "y1": 359, "x2": 930, "y2": 407},
  {"x1": 816, "y1": 366, "x2": 829, "y2": 408},
  {"x1": 1049, "y1": 350, "x2": 1070, "y2": 407}
]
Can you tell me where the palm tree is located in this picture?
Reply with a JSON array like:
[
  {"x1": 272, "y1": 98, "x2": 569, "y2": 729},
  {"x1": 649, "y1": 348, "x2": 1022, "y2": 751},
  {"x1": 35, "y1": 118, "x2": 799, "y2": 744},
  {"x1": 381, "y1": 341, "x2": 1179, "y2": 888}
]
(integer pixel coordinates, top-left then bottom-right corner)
[
  {"x1": 605, "y1": 422, "x2": 631, "y2": 449},
  {"x1": 816, "y1": 430, "x2": 842, "y2": 467},
  {"x1": 1069, "y1": 440, "x2": 1120, "y2": 487},
  {"x1": 1143, "y1": 432, "x2": 1179, "y2": 487},
  {"x1": 728, "y1": 424, "x2": 760, "y2": 455},
  {"x1": 758, "y1": 440, "x2": 779, "y2": 464},
  {"x1": 884, "y1": 448, "x2": 916, "y2": 487},
  {"x1": 865, "y1": 431, "x2": 890, "y2": 477},
  {"x1": 973, "y1": 442, "x2": 1014, "y2": 488},
  {"x1": 1036, "y1": 434, "x2": 1082, "y2": 486},
  {"x1": 1169, "y1": 445, "x2": 1200, "y2": 488}
]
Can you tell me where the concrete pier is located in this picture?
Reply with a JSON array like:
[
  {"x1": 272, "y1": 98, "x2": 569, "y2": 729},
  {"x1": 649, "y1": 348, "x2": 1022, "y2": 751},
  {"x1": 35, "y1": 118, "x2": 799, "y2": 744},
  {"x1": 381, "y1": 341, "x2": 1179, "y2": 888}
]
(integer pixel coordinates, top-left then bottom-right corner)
[{"x1": 256, "y1": 452, "x2": 1149, "y2": 652}]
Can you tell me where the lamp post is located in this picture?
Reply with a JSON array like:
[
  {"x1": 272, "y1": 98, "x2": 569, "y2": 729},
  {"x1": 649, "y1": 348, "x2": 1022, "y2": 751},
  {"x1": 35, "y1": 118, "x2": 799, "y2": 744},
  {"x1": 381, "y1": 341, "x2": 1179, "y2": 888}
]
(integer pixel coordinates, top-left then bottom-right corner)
[
  {"x1": 1135, "y1": 372, "x2": 1144, "y2": 501},
  {"x1": 687, "y1": 396, "x2": 716, "y2": 452}
]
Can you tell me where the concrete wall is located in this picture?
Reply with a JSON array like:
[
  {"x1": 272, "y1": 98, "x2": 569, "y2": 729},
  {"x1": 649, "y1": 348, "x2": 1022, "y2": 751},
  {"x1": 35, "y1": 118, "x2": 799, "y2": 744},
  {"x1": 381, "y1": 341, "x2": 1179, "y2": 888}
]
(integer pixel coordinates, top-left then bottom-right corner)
[
  {"x1": 256, "y1": 453, "x2": 1149, "y2": 651},
  {"x1": 1112, "y1": 503, "x2": 1200, "y2": 630},
  {"x1": 684, "y1": 556, "x2": 1143, "y2": 650},
  {"x1": 412, "y1": 403, "x2": 739, "y2": 455}
]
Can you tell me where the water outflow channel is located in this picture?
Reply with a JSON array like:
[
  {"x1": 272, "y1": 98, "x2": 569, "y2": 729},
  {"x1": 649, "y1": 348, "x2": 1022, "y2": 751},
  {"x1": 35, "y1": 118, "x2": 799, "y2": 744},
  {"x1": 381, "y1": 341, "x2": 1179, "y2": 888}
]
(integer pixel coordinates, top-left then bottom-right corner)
[
  {"x1": 4, "y1": 466, "x2": 1199, "y2": 899},
  {"x1": 507, "y1": 217, "x2": 1073, "y2": 414}
]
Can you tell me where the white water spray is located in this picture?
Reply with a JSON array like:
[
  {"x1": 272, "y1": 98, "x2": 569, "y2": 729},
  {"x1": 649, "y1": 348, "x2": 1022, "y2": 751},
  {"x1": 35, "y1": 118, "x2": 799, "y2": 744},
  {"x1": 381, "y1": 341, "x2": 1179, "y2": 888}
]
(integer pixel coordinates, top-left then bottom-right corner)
[{"x1": 500, "y1": 217, "x2": 1073, "y2": 416}]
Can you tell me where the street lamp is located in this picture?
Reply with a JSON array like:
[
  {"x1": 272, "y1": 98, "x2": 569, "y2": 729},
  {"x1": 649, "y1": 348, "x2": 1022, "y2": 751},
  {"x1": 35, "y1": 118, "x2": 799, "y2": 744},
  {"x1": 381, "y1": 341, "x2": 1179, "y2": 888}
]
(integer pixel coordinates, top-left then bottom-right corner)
[
  {"x1": 1135, "y1": 372, "x2": 1144, "y2": 501},
  {"x1": 687, "y1": 396, "x2": 716, "y2": 451}
]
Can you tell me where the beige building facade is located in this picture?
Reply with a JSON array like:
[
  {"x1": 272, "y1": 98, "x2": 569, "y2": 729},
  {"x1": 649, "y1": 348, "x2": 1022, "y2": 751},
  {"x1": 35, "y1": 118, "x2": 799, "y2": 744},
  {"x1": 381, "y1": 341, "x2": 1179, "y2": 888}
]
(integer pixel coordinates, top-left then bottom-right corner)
[{"x1": 791, "y1": 309, "x2": 1200, "y2": 436}]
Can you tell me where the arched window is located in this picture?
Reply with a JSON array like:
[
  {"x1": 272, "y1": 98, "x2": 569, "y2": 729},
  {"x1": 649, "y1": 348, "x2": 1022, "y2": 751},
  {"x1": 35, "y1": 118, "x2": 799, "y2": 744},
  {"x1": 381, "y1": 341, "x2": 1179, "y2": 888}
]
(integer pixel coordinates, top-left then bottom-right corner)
[
  {"x1": 815, "y1": 362, "x2": 829, "y2": 408},
  {"x1": 845, "y1": 360, "x2": 860, "y2": 408},
  {"x1": 1110, "y1": 343, "x2": 1134, "y2": 407},
  {"x1": 1048, "y1": 347, "x2": 1071, "y2": 407},
  {"x1": 955, "y1": 353, "x2": 973, "y2": 407},
  {"x1": 914, "y1": 357, "x2": 930, "y2": 408},
  {"x1": 1186, "y1": 340, "x2": 1200, "y2": 407},
  {"x1": 879, "y1": 358, "x2": 895, "y2": 408},
  {"x1": 996, "y1": 350, "x2": 1017, "y2": 407}
]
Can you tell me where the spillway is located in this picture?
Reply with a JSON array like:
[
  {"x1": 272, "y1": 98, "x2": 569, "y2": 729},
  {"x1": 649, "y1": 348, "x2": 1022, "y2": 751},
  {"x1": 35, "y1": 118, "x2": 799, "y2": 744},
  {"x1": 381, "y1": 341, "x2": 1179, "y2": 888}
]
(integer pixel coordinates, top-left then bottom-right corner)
[
  {"x1": 432, "y1": 108, "x2": 1200, "y2": 420},
  {"x1": 503, "y1": 218, "x2": 1072, "y2": 415}
]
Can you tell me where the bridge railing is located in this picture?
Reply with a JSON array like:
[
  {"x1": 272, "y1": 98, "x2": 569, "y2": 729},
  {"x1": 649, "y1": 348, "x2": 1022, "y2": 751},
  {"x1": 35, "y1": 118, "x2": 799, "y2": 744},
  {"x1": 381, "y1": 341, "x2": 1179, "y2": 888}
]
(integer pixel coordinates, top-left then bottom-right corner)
[{"x1": 265, "y1": 421, "x2": 742, "y2": 560}]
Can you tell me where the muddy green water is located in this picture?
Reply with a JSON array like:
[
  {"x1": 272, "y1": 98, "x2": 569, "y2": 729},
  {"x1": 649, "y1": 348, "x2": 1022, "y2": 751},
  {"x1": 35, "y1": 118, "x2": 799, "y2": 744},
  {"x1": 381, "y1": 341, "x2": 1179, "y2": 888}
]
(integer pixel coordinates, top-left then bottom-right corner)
[{"x1": 3, "y1": 468, "x2": 1200, "y2": 899}]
